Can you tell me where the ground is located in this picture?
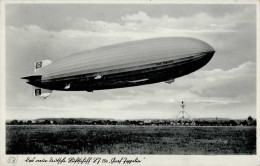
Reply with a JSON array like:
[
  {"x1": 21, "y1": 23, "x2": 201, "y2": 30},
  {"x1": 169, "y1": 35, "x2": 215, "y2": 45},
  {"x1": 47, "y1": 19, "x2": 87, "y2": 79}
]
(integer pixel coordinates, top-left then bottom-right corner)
[{"x1": 6, "y1": 125, "x2": 256, "y2": 154}]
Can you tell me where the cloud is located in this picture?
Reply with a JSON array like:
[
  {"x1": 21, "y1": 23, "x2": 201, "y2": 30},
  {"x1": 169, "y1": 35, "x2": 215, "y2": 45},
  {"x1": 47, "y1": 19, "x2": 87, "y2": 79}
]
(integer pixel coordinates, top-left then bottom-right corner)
[
  {"x1": 6, "y1": 9, "x2": 256, "y2": 64},
  {"x1": 190, "y1": 62, "x2": 256, "y2": 99},
  {"x1": 210, "y1": 21, "x2": 255, "y2": 32},
  {"x1": 121, "y1": 11, "x2": 151, "y2": 23},
  {"x1": 10, "y1": 7, "x2": 254, "y2": 37},
  {"x1": 5, "y1": 6, "x2": 256, "y2": 120}
]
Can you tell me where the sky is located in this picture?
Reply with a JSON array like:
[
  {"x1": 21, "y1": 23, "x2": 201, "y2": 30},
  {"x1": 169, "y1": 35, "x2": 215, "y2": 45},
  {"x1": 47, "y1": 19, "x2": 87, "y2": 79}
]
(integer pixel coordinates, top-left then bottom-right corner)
[{"x1": 5, "y1": 4, "x2": 257, "y2": 120}]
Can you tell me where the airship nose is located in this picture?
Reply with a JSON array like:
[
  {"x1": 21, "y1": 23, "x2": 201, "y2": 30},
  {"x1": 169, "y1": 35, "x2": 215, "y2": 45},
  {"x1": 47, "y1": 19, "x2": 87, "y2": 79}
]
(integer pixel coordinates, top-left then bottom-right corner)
[
  {"x1": 193, "y1": 38, "x2": 215, "y2": 59},
  {"x1": 205, "y1": 44, "x2": 215, "y2": 59},
  {"x1": 201, "y1": 46, "x2": 215, "y2": 65},
  {"x1": 198, "y1": 39, "x2": 215, "y2": 53},
  {"x1": 185, "y1": 38, "x2": 215, "y2": 67},
  {"x1": 206, "y1": 50, "x2": 215, "y2": 61}
]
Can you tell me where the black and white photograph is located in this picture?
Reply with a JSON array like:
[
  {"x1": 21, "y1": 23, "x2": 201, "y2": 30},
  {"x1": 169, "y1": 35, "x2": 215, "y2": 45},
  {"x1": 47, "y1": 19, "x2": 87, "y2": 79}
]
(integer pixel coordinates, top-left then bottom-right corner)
[{"x1": 0, "y1": 0, "x2": 259, "y2": 166}]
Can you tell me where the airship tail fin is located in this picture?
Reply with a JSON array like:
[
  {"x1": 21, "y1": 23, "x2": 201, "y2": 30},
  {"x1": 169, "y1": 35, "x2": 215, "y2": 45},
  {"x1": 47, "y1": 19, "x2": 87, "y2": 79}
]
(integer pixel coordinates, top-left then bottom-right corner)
[
  {"x1": 34, "y1": 60, "x2": 52, "y2": 72},
  {"x1": 32, "y1": 86, "x2": 53, "y2": 99}
]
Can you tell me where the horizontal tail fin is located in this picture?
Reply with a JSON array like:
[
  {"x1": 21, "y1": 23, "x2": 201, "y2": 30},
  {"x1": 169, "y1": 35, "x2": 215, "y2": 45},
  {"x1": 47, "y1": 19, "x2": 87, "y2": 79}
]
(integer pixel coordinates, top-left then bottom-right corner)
[{"x1": 21, "y1": 75, "x2": 41, "y2": 81}]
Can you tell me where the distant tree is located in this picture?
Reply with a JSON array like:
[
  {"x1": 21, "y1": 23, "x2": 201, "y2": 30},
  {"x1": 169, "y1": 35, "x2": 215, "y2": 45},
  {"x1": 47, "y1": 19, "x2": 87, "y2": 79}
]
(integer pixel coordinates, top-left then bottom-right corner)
[
  {"x1": 44, "y1": 120, "x2": 51, "y2": 125},
  {"x1": 240, "y1": 120, "x2": 248, "y2": 126},
  {"x1": 131, "y1": 120, "x2": 139, "y2": 125},
  {"x1": 211, "y1": 121, "x2": 218, "y2": 126},
  {"x1": 106, "y1": 120, "x2": 111, "y2": 125},
  {"x1": 18, "y1": 121, "x2": 24, "y2": 125},
  {"x1": 229, "y1": 120, "x2": 237, "y2": 126},
  {"x1": 65, "y1": 119, "x2": 74, "y2": 124},
  {"x1": 10, "y1": 120, "x2": 18, "y2": 125},
  {"x1": 165, "y1": 121, "x2": 171, "y2": 125},
  {"x1": 27, "y1": 120, "x2": 32, "y2": 125},
  {"x1": 111, "y1": 121, "x2": 118, "y2": 125},
  {"x1": 201, "y1": 121, "x2": 209, "y2": 126},
  {"x1": 247, "y1": 116, "x2": 254, "y2": 126},
  {"x1": 251, "y1": 120, "x2": 256, "y2": 126},
  {"x1": 194, "y1": 121, "x2": 199, "y2": 126},
  {"x1": 77, "y1": 120, "x2": 82, "y2": 125},
  {"x1": 248, "y1": 116, "x2": 253, "y2": 122},
  {"x1": 220, "y1": 121, "x2": 229, "y2": 126}
]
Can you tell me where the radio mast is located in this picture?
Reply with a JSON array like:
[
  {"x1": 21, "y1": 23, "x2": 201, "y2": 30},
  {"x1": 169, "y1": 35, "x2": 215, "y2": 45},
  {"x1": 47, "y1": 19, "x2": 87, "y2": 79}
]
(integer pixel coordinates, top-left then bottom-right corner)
[{"x1": 175, "y1": 101, "x2": 193, "y2": 125}]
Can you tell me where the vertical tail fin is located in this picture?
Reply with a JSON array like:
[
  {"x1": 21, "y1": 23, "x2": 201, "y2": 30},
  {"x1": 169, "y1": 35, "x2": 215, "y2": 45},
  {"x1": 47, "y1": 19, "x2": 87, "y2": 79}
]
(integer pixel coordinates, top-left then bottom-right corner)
[
  {"x1": 34, "y1": 60, "x2": 52, "y2": 72},
  {"x1": 31, "y1": 60, "x2": 53, "y2": 98},
  {"x1": 22, "y1": 60, "x2": 53, "y2": 98},
  {"x1": 33, "y1": 86, "x2": 52, "y2": 99}
]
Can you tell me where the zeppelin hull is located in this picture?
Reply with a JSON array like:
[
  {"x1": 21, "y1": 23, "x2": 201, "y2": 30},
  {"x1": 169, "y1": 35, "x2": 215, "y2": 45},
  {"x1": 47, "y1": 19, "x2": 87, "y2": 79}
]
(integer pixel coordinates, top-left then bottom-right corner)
[
  {"x1": 24, "y1": 37, "x2": 215, "y2": 92},
  {"x1": 39, "y1": 51, "x2": 214, "y2": 91}
]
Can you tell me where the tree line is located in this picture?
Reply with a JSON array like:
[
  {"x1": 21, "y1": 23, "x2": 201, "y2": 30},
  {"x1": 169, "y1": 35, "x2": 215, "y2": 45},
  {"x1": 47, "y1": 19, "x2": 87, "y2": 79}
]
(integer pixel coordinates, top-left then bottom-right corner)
[{"x1": 6, "y1": 116, "x2": 256, "y2": 126}]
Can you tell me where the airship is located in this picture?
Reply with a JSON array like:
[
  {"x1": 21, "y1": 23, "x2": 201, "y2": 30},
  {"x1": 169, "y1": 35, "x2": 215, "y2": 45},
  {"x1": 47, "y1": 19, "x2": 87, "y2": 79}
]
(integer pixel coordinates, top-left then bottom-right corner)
[{"x1": 22, "y1": 37, "x2": 215, "y2": 98}]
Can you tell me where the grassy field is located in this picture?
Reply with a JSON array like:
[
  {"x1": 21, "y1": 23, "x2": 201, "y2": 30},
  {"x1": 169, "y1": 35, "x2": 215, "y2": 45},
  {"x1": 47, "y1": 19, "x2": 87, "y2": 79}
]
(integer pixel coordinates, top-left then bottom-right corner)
[{"x1": 6, "y1": 125, "x2": 256, "y2": 154}]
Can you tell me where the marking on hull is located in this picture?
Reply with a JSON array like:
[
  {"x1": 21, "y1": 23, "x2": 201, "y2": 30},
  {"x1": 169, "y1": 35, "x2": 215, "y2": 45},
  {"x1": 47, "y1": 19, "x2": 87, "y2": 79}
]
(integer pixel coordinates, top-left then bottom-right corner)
[
  {"x1": 64, "y1": 84, "x2": 70, "y2": 89},
  {"x1": 94, "y1": 75, "x2": 102, "y2": 79},
  {"x1": 129, "y1": 78, "x2": 149, "y2": 83}
]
